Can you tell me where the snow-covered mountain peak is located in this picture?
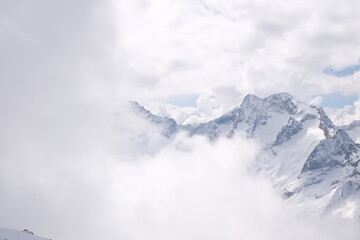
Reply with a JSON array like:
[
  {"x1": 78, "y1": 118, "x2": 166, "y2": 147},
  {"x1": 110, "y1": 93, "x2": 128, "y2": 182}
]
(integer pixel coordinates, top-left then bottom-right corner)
[
  {"x1": 267, "y1": 92, "x2": 294, "y2": 101},
  {"x1": 263, "y1": 92, "x2": 297, "y2": 114},
  {"x1": 240, "y1": 92, "x2": 297, "y2": 115},
  {"x1": 299, "y1": 105, "x2": 359, "y2": 174},
  {"x1": 240, "y1": 94, "x2": 262, "y2": 108}
]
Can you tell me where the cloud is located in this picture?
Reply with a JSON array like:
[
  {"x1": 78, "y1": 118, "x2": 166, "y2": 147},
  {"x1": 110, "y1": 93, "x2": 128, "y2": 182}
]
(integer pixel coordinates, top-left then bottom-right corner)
[
  {"x1": 143, "y1": 87, "x2": 243, "y2": 125},
  {"x1": 2, "y1": 122, "x2": 359, "y2": 240},
  {"x1": 108, "y1": 134, "x2": 359, "y2": 240},
  {"x1": 326, "y1": 99, "x2": 360, "y2": 125},
  {"x1": 196, "y1": 93, "x2": 218, "y2": 113},
  {"x1": 142, "y1": 102, "x2": 201, "y2": 125},
  {"x1": 309, "y1": 96, "x2": 324, "y2": 107},
  {"x1": 113, "y1": 0, "x2": 360, "y2": 101}
]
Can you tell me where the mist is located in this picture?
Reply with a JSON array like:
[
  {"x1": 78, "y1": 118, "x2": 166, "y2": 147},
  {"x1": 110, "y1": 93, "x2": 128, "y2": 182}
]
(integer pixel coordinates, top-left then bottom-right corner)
[
  {"x1": 1, "y1": 111, "x2": 359, "y2": 239},
  {"x1": 1, "y1": 119, "x2": 358, "y2": 240}
]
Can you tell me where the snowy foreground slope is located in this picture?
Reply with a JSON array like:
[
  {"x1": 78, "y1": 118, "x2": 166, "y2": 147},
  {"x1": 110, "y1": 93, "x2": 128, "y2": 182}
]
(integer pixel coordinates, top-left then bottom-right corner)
[
  {"x1": 0, "y1": 228, "x2": 49, "y2": 240},
  {"x1": 131, "y1": 92, "x2": 360, "y2": 221}
]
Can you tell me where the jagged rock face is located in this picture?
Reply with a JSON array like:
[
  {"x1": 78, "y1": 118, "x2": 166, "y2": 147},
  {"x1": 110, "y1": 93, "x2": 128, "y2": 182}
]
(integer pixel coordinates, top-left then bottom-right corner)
[
  {"x1": 262, "y1": 92, "x2": 297, "y2": 115},
  {"x1": 301, "y1": 132, "x2": 357, "y2": 173},
  {"x1": 273, "y1": 113, "x2": 317, "y2": 147},
  {"x1": 301, "y1": 107, "x2": 359, "y2": 173},
  {"x1": 130, "y1": 92, "x2": 360, "y2": 220}
]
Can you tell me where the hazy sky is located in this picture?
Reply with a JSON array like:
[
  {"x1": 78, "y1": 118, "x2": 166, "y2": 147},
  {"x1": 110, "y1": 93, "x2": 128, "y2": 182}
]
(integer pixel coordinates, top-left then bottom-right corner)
[{"x1": 1, "y1": 0, "x2": 360, "y2": 239}]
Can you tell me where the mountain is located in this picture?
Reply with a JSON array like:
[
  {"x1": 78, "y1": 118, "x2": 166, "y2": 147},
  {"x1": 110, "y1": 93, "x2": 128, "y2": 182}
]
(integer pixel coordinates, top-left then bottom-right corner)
[
  {"x1": 180, "y1": 92, "x2": 297, "y2": 142},
  {"x1": 0, "y1": 228, "x2": 50, "y2": 240},
  {"x1": 131, "y1": 92, "x2": 360, "y2": 221}
]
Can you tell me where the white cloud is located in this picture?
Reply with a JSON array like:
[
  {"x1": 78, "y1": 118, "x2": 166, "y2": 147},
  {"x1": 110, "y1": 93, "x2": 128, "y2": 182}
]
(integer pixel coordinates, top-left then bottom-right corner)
[
  {"x1": 326, "y1": 100, "x2": 360, "y2": 125},
  {"x1": 196, "y1": 93, "x2": 218, "y2": 113},
  {"x1": 3, "y1": 114, "x2": 359, "y2": 240},
  {"x1": 211, "y1": 86, "x2": 243, "y2": 110},
  {"x1": 108, "y1": 134, "x2": 360, "y2": 240},
  {"x1": 113, "y1": 0, "x2": 360, "y2": 102},
  {"x1": 143, "y1": 87, "x2": 243, "y2": 124},
  {"x1": 309, "y1": 96, "x2": 324, "y2": 107},
  {"x1": 143, "y1": 102, "x2": 200, "y2": 124}
]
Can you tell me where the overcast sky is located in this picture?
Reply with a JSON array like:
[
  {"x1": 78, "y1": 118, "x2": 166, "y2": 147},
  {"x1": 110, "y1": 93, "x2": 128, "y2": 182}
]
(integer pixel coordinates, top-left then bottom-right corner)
[{"x1": 1, "y1": 0, "x2": 360, "y2": 239}]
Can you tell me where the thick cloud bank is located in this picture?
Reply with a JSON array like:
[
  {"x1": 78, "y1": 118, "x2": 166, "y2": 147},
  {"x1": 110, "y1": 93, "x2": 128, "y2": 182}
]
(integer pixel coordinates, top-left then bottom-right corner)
[
  {"x1": 1, "y1": 121, "x2": 359, "y2": 239},
  {"x1": 110, "y1": 133, "x2": 359, "y2": 240}
]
